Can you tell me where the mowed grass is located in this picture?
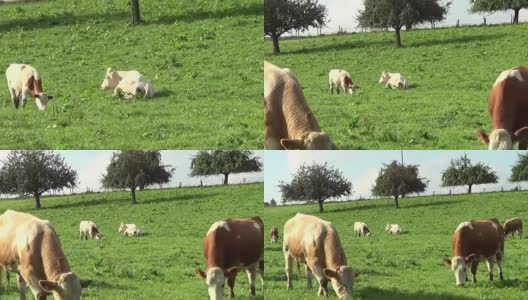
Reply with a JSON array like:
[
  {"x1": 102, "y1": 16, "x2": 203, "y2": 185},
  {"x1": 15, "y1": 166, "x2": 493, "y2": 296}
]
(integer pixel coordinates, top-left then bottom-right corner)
[
  {"x1": 0, "y1": 183, "x2": 263, "y2": 299},
  {"x1": 0, "y1": 0, "x2": 262, "y2": 149},
  {"x1": 265, "y1": 24, "x2": 528, "y2": 149},
  {"x1": 264, "y1": 192, "x2": 528, "y2": 299}
]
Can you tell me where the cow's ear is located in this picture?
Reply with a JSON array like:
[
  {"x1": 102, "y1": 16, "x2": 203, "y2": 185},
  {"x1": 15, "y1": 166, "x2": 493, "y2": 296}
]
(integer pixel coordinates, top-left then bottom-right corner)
[
  {"x1": 80, "y1": 280, "x2": 92, "y2": 288},
  {"x1": 47, "y1": 96, "x2": 54, "y2": 100},
  {"x1": 513, "y1": 127, "x2": 528, "y2": 142},
  {"x1": 442, "y1": 258, "x2": 452, "y2": 266},
  {"x1": 224, "y1": 266, "x2": 240, "y2": 277},
  {"x1": 476, "y1": 130, "x2": 489, "y2": 145},
  {"x1": 465, "y1": 254, "x2": 476, "y2": 263},
  {"x1": 280, "y1": 139, "x2": 305, "y2": 150},
  {"x1": 39, "y1": 280, "x2": 59, "y2": 292},
  {"x1": 323, "y1": 268, "x2": 338, "y2": 279},
  {"x1": 195, "y1": 269, "x2": 207, "y2": 280}
]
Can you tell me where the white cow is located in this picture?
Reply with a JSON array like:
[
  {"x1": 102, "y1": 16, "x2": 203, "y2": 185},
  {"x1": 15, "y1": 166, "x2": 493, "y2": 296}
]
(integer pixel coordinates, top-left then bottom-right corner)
[
  {"x1": 353, "y1": 222, "x2": 371, "y2": 237},
  {"x1": 385, "y1": 224, "x2": 402, "y2": 235},
  {"x1": 114, "y1": 74, "x2": 155, "y2": 99},
  {"x1": 100, "y1": 67, "x2": 142, "y2": 90},
  {"x1": 5, "y1": 64, "x2": 53, "y2": 110},
  {"x1": 79, "y1": 221, "x2": 103, "y2": 240},
  {"x1": 379, "y1": 71, "x2": 409, "y2": 89},
  {"x1": 118, "y1": 223, "x2": 142, "y2": 237},
  {"x1": 328, "y1": 69, "x2": 358, "y2": 95}
]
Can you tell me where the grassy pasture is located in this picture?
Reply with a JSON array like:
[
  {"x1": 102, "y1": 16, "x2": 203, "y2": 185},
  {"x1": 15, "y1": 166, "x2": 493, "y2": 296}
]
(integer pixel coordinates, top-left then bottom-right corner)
[
  {"x1": 265, "y1": 24, "x2": 528, "y2": 150},
  {"x1": 0, "y1": 0, "x2": 262, "y2": 149},
  {"x1": 264, "y1": 192, "x2": 528, "y2": 299},
  {"x1": 0, "y1": 183, "x2": 263, "y2": 299}
]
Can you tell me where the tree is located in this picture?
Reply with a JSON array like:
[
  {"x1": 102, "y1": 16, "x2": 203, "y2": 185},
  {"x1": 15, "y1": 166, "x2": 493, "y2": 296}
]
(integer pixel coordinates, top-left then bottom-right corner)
[
  {"x1": 371, "y1": 161, "x2": 428, "y2": 208},
  {"x1": 358, "y1": 0, "x2": 450, "y2": 47},
  {"x1": 101, "y1": 151, "x2": 173, "y2": 203},
  {"x1": 509, "y1": 153, "x2": 528, "y2": 189},
  {"x1": 278, "y1": 162, "x2": 352, "y2": 213},
  {"x1": 131, "y1": 0, "x2": 141, "y2": 24},
  {"x1": 471, "y1": 0, "x2": 528, "y2": 24},
  {"x1": 264, "y1": 0, "x2": 327, "y2": 54},
  {"x1": 270, "y1": 198, "x2": 277, "y2": 206},
  {"x1": 0, "y1": 151, "x2": 77, "y2": 209},
  {"x1": 441, "y1": 154, "x2": 498, "y2": 194},
  {"x1": 190, "y1": 151, "x2": 262, "y2": 185}
]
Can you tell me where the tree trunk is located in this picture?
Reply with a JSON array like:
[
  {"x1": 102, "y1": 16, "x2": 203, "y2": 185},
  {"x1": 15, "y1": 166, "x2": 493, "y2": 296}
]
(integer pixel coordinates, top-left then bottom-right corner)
[
  {"x1": 223, "y1": 173, "x2": 229, "y2": 185},
  {"x1": 130, "y1": 188, "x2": 137, "y2": 204},
  {"x1": 468, "y1": 184, "x2": 472, "y2": 194},
  {"x1": 514, "y1": 8, "x2": 520, "y2": 24},
  {"x1": 318, "y1": 200, "x2": 324, "y2": 213},
  {"x1": 130, "y1": 0, "x2": 141, "y2": 24},
  {"x1": 394, "y1": 195, "x2": 400, "y2": 208},
  {"x1": 271, "y1": 33, "x2": 281, "y2": 54},
  {"x1": 395, "y1": 27, "x2": 402, "y2": 48},
  {"x1": 34, "y1": 193, "x2": 42, "y2": 209}
]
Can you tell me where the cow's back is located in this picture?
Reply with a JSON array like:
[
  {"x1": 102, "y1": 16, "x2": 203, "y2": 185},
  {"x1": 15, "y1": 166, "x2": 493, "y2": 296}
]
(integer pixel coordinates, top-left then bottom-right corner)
[
  {"x1": 5, "y1": 64, "x2": 34, "y2": 90},
  {"x1": 284, "y1": 214, "x2": 335, "y2": 263},
  {"x1": 453, "y1": 221, "x2": 504, "y2": 258},
  {"x1": 489, "y1": 67, "x2": 528, "y2": 132}
]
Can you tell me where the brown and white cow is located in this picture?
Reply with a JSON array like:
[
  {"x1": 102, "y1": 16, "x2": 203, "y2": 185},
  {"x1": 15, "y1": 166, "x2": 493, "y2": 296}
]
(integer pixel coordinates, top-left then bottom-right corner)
[
  {"x1": 0, "y1": 210, "x2": 91, "y2": 300},
  {"x1": 195, "y1": 217, "x2": 264, "y2": 300},
  {"x1": 5, "y1": 64, "x2": 53, "y2": 110},
  {"x1": 328, "y1": 69, "x2": 358, "y2": 95},
  {"x1": 442, "y1": 219, "x2": 505, "y2": 286},
  {"x1": 79, "y1": 221, "x2": 102, "y2": 240},
  {"x1": 270, "y1": 226, "x2": 279, "y2": 243},
  {"x1": 264, "y1": 61, "x2": 336, "y2": 150},
  {"x1": 503, "y1": 218, "x2": 522, "y2": 239},
  {"x1": 477, "y1": 66, "x2": 528, "y2": 149},
  {"x1": 283, "y1": 213, "x2": 358, "y2": 298}
]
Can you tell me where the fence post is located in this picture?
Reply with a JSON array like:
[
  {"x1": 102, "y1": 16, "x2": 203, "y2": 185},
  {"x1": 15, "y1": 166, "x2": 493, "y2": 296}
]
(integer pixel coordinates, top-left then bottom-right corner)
[{"x1": 483, "y1": 16, "x2": 486, "y2": 26}]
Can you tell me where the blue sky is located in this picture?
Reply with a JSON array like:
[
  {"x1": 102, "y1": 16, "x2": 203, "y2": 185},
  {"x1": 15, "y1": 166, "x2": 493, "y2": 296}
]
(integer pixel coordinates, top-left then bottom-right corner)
[
  {"x1": 0, "y1": 151, "x2": 264, "y2": 194},
  {"x1": 265, "y1": 151, "x2": 527, "y2": 202},
  {"x1": 296, "y1": 0, "x2": 528, "y2": 35}
]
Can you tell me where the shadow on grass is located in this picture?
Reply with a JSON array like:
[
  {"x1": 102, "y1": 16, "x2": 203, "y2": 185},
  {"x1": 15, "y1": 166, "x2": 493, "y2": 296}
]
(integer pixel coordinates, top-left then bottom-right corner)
[
  {"x1": 327, "y1": 199, "x2": 464, "y2": 214},
  {"x1": 86, "y1": 281, "x2": 136, "y2": 291},
  {"x1": 284, "y1": 39, "x2": 394, "y2": 56},
  {"x1": 139, "y1": 192, "x2": 219, "y2": 205},
  {"x1": 359, "y1": 287, "x2": 474, "y2": 300},
  {"x1": 409, "y1": 33, "x2": 504, "y2": 48},
  {"x1": 265, "y1": 246, "x2": 283, "y2": 252},
  {"x1": 156, "y1": 89, "x2": 176, "y2": 99}
]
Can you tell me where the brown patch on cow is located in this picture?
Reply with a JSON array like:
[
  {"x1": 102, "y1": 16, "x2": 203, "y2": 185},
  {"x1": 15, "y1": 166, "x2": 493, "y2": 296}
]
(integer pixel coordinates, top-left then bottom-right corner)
[
  {"x1": 476, "y1": 130, "x2": 490, "y2": 144},
  {"x1": 344, "y1": 76, "x2": 353, "y2": 87}
]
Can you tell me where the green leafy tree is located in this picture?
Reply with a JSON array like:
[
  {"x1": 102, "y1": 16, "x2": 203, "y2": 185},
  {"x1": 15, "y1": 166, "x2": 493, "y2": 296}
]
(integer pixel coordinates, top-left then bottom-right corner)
[
  {"x1": 371, "y1": 161, "x2": 428, "y2": 208},
  {"x1": 441, "y1": 154, "x2": 498, "y2": 194},
  {"x1": 101, "y1": 151, "x2": 173, "y2": 203},
  {"x1": 509, "y1": 153, "x2": 528, "y2": 189},
  {"x1": 265, "y1": 0, "x2": 327, "y2": 54},
  {"x1": 278, "y1": 162, "x2": 352, "y2": 213},
  {"x1": 358, "y1": 0, "x2": 450, "y2": 47},
  {"x1": 0, "y1": 151, "x2": 77, "y2": 209},
  {"x1": 190, "y1": 151, "x2": 262, "y2": 185},
  {"x1": 471, "y1": 0, "x2": 528, "y2": 24},
  {"x1": 270, "y1": 198, "x2": 277, "y2": 206}
]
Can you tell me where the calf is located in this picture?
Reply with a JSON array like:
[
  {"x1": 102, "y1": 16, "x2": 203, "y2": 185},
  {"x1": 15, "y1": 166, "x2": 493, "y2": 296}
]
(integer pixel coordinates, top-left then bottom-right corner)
[
  {"x1": 442, "y1": 219, "x2": 505, "y2": 286},
  {"x1": 477, "y1": 66, "x2": 528, "y2": 149},
  {"x1": 283, "y1": 213, "x2": 358, "y2": 298},
  {"x1": 378, "y1": 71, "x2": 409, "y2": 89},
  {"x1": 195, "y1": 217, "x2": 264, "y2": 300},
  {"x1": 0, "y1": 210, "x2": 91, "y2": 300},
  {"x1": 79, "y1": 221, "x2": 103, "y2": 240},
  {"x1": 264, "y1": 61, "x2": 336, "y2": 150},
  {"x1": 100, "y1": 67, "x2": 142, "y2": 90},
  {"x1": 118, "y1": 223, "x2": 142, "y2": 237},
  {"x1": 353, "y1": 222, "x2": 371, "y2": 237},
  {"x1": 385, "y1": 224, "x2": 402, "y2": 235},
  {"x1": 5, "y1": 64, "x2": 53, "y2": 110},
  {"x1": 328, "y1": 69, "x2": 357, "y2": 95},
  {"x1": 503, "y1": 218, "x2": 522, "y2": 239},
  {"x1": 270, "y1": 226, "x2": 279, "y2": 243}
]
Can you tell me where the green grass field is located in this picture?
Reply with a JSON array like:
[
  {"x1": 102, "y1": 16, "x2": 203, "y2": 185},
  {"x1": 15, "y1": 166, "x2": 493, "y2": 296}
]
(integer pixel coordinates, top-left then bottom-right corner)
[
  {"x1": 0, "y1": 0, "x2": 262, "y2": 149},
  {"x1": 265, "y1": 24, "x2": 528, "y2": 149},
  {"x1": 264, "y1": 192, "x2": 528, "y2": 299},
  {"x1": 0, "y1": 183, "x2": 263, "y2": 299}
]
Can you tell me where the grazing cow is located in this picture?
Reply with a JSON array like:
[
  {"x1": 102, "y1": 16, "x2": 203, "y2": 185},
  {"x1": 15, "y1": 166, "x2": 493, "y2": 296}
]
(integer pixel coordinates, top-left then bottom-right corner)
[
  {"x1": 442, "y1": 219, "x2": 505, "y2": 286},
  {"x1": 0, "y1": 210, "x2": 91, "y2": 300},
  {"x1": 283, "y1": 213, "x2": 358, "y2": 298},
  {"x1": 477, "y1": 67, "x2": 528, "y2": 150},
  {"x1": 79, "y1": 221, "x2": 103, "y2": 240},
  {"x1": 264, "y1": 61, "x2": 336, "y2": 150},
  {"x1": 378, "y1": 71, "x2": 409, "y2": 89},
  {"x1": 503, "y1": 218, "x2": 522, "y2": 239},
  {"x1": 195, "y1": 217, "x2": 264, "y2": 300},
  {"x1": 353, "y1": 222, "x2": 371, "y2": 237},
  {"x1": 100, "y1": 67, "x2": 142, "y2": 91},
  {"x1": 270, "y1": 226, "x2": 279, "y2": 243},
  {"x1": 328, "y1": 69, "x2": 358, "y2": 95},
  {"x1": 5, "y1": 64, "x2": 53, "y2": 110},
  {"x1": 385, "y1": 224, "x2": 402, "y2": 235},
  {"x1": 118, "y1": 223, "x2": 142, "y2": 237},
  {"x1": 113, "y1": 74, "x2": 155, "y2": 99}
]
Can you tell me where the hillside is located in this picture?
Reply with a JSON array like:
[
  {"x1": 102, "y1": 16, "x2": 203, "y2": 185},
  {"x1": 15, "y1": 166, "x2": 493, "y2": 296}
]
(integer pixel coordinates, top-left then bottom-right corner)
[
  {"x1": 265, "y1": 24, "x2": 528, "y2": 149},
  {"x1": 0, "y1": 0, "x2": 262, "y2": 149},
  {"x1": 0, "y1": 183, "x2": 263, "y2": 299},
  {"x1": 264, "y1": 192, "x2": 528, "y2": 299}
]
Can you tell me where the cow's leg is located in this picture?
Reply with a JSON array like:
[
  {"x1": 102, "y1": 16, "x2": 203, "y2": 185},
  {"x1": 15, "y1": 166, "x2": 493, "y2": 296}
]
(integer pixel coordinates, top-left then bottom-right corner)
[
  {"x1": 309, "y1": 261, "x2": 328, "y2": 297},
  {"x1": 9, "y1": 88, "x2": 20, "y2": 109},
  {"x1": 19, "y1": 269, "x2": 47, "y2": 300},
  {"x1": 305, "y1": 264, "x2": 313, "y2": 289},
  {"x1": 520, "y1": 228, "x2": 523, "y2": 239},
  {"x1": 329, "y1": 85, "x2": 333, "y2": 94},
  {"x1": 337, "y1": 87, "x2": 340, "y2": 95},
  {"x1": 485, "y1": 258, "x2": 494, "y2": 282},
  {"x1": 246, "y1": 266, "x2": 257, "y2": 296},
  {"x1": 16, "y1": 273, "x2": 26, "y2": 300},
  {"x1": 496, "y1": 252, "x2": 504, "y2": 281},
  {"x1": 227, "y1": 275, "x2": 236, "y2": 298},
  {"x1": 471, "y1": 260, "x2": 479, "y2": 284},
  {"x1": 284, "y1": 251, "x2": 294, "y2": 289},
  {"x1": 258, "y1": 259, "x2": 264, "y2": 288}
]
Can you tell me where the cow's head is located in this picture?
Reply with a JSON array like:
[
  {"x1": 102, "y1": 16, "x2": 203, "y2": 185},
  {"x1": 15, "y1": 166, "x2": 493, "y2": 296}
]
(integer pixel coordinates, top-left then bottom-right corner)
[
  {"x1": 34, "y1": 93, "x2": 53, "y2": 111},
  {"x1": 100, "y1": 68, "x2": 120, "y2": 90},
  {"x1": 118, "y1": 223, "x2": 127, "y2": 233},
  {"x1": 379, "y1": 72, "x2": 390, "y2": 84},
  {"x1": 280, "y1": 132, "x2": 337, "y2": 150},
  {"x1": 347, "y1": 85, "x2": 359, "y2": 95},
  {"x1": 94, "y1": 233, "x2": 103, "y2": 240},
  {"x1": 442, "y1": 254, "x2": 476, "y2": 286},
  {"x1": 477, "y1": 127, "x2": 528, "y2": 150},
  {"x1": 384, "y1": 224, "x2": 391, "y2": 232},
  {"x1": 195, "y1": 267, "x2": 240, "y2": 300},
  {"x1": 323, "y1": 266, "x2": 358, "y2": 299},
  {"x1": 39, "y1": 272, "x2": 91, "y2": 300}
]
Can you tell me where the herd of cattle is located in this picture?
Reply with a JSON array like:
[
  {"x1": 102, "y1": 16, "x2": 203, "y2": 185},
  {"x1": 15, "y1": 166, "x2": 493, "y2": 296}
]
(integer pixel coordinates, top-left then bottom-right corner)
[
  {"x1": 268, "y1": 213, "x2": 523, "y2": 299},
  {"x1": 4, "y1": 63, "x2": 155, "y2": 111},
  {"x1": 264, "y1": 61, "x2": 528, "y2": 150}
]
